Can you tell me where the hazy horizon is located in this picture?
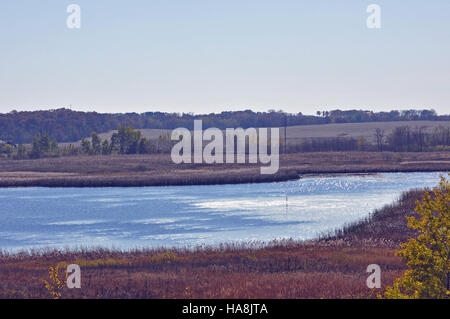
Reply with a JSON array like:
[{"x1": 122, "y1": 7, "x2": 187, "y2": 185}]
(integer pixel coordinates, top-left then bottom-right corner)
[
  {"x1": 1, "y1": 106, "x2": 449, "y2": 117},
  {"x1": 1, "y1": 1, "x2": 449, "y2": 115}
]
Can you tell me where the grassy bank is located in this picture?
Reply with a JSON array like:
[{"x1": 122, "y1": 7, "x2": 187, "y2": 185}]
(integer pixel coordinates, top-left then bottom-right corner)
[
  {"x1": 0, "y1": 189, "x2": 426, "y2": 299},
  {"x1": 0, "y1": 151, "x2": 449, "y2": 187}
]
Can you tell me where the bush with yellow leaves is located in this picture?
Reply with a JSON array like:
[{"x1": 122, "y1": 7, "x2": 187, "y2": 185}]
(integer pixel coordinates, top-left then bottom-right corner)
[
  {"x1": 384, "y1": 175, "x2": 449, "y2": 299},
  {"x1": 41, "y1": 262, "x2": 68, "y2": 299}
]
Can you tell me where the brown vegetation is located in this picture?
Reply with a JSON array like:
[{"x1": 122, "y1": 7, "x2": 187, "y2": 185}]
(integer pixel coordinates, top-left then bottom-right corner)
[{"x1": 0, "y1": 151, "x2": 448, "y2": 187}]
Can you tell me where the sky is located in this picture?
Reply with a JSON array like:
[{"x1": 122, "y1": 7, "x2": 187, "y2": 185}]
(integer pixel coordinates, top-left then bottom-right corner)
[{"x1": 0, "y1": 0, "x2": 449, "y2": 115}]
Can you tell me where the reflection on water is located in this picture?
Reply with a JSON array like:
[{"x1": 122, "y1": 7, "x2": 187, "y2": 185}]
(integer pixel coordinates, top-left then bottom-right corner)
[{"x1": 0, "y1": 172, "x2": 444, "y2": 251}]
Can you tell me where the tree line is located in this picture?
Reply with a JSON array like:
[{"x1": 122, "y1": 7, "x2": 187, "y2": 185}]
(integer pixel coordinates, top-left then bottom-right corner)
[
  {"x1": 2, "y1": 127, "x2": 175, "y2": 159},
  {"x1": 79, "y1": 127, "x2": 173, "y2": 156},
  {"x1": 1, "y1": 108, "x2": 448, "y2": 144},
  {"x1": 285, "y1": 126, "x2": 450, "y2": 153},
  {"x1": 1, "y1": 125, "x2": 449, "y2": 160}
]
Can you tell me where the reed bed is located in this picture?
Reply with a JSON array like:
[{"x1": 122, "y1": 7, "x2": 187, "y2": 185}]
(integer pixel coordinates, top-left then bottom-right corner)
[{"x1": 0, "y1": 152, "x2": 449, "y2": 187}]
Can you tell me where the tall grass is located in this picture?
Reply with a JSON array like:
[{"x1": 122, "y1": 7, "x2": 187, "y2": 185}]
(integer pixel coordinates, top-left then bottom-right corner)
[{"x1": 0, "y1": 152, "x2": 448, "y2": 187}]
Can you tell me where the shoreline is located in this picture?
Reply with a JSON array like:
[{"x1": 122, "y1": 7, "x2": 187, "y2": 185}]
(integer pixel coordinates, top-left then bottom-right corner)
[
  {"x1": 0, "y1": 168, "x2": 447, "y2": 188},
  {"x1": 0, "y1": 151, "x2": 449, "y2": 188}
]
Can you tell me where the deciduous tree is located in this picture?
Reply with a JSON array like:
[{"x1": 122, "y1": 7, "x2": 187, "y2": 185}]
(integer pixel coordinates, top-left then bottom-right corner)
[{"x1": 385, "y1": 176, "x2": 450, "y2": 299}]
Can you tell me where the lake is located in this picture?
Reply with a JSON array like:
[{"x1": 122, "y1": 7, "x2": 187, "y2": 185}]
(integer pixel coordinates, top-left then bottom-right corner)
[{"x1": 0, "y1": 172, "x2": 444, "y2": 252}]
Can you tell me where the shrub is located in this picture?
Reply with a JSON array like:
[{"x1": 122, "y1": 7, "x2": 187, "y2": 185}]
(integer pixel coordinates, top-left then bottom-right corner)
[{"x1": 384, "y1": 175, "x2": 450, "y2": 299}]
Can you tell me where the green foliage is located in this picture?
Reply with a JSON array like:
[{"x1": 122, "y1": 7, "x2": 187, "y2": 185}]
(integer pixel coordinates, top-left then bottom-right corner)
[
  {"x1": 101, "y1": 139, "x2": 111, "y2": 155},
  {"x1": 0, "y1": 143, "x2": 14, "y2": 158},
  {"x1": 139, "y1": 138, "x2": 155, "y2": 154},
  {"x1": 91, "y1": 132, "x2": 101, "y2": 155},
  {"x1": 80, "y1": 138, "x2": 92, "y2": 155},
  {"x1": 117, "y1": 126, "x2": 142, "y2": 154},
  {"x1": 384, "y1": 176, "x2": 450, "y2": 299},
  {"x1": 30, "y1": 133, "x2": 58, "y2": 158}
]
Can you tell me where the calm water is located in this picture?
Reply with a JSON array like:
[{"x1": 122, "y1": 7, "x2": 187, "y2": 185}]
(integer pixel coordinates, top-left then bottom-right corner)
[{"x1": 0, "y1": 172, "x2": 444, "y2": 252}]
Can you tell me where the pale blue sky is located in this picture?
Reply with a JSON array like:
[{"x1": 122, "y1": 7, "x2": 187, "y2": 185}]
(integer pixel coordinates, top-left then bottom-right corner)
[{"x1": 1, "y1": 0, "x2": 449, "y2": 114}]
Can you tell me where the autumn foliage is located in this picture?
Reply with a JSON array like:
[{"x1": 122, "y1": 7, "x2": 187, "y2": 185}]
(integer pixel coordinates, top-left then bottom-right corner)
[{"x1": 385, "y1": 176, "x2": 450, "y2": 299}]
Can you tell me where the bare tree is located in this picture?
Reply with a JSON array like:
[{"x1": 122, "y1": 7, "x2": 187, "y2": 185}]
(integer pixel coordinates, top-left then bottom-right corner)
[
  {"x1": 374, "y1": 128, "x2": 385, "y2": 152},
  {"x1": 412, "y1": 126, "x2": 427, "y2": 152}
]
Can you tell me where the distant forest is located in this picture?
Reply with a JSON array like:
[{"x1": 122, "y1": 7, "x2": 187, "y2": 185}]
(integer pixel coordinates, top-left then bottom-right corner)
[{"x1": 0, "y1": 108, "x2": 448, "y2": 144}]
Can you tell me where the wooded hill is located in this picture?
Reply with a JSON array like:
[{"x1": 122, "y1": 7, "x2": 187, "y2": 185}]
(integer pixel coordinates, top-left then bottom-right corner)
[{"x1": 0, "y1": 108, "x2": 448, "y2": 143}]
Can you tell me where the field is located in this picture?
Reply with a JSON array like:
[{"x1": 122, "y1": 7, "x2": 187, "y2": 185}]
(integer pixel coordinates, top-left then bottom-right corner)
[
  {"x1": 0, "y1": 151, "x2": 449, "y2": 187},
  {"x1": 283, "y1": 120, "x2": 450, "y2": 143},
  {"x1": 0, "y1": 189, "x2": 425, "y2": 299},
  {"x1": 61, "y1": 120, "x2": 450, "y2": 147}
]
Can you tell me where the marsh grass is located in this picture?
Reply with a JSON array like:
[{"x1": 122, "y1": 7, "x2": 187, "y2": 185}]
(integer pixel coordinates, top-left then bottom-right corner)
[{"x1": 0, "y1": 152, "x2": 449, "y2": 187}]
